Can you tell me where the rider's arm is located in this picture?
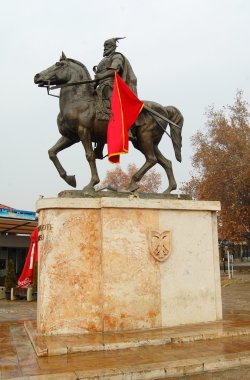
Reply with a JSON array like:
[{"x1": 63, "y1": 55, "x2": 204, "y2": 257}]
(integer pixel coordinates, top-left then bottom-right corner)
[
  {"x1": 95, "y1": 54, "x2": 124, "y2": 80},
  {"x1": 94, "y1": 69, "x2": 116, "y2": 80}
]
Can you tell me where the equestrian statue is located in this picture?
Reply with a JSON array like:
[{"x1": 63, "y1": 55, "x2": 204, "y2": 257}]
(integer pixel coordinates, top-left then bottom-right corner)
[{"x1": 34, "y1": 37, "x2": 183, "y2": 194}]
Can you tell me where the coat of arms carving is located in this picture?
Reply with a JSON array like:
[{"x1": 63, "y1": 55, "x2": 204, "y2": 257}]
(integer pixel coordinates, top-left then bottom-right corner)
[{"x1": 149, "y1": 231, "x2": 171, "y2": 262}]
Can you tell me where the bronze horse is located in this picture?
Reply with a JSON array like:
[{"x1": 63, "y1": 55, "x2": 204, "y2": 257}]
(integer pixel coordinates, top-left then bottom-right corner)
[{"x1": 34, "y1": 53, "x2": 183, "y2": 193}]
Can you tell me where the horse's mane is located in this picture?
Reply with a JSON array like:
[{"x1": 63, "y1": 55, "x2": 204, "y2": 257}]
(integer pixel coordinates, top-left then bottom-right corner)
[{"x1": 67, "y1": 58, "x2": 92, "y2": 81}]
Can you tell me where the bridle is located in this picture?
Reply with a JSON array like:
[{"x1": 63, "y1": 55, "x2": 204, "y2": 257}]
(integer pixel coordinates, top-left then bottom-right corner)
[{"x1": 39, "y1": 61, "x2": 72, "y2": 98}]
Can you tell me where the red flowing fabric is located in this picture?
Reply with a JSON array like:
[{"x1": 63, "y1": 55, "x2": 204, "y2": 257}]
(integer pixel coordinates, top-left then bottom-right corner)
[
  {"x1": 18, "y1": 227, "x2": 38, "y2": 288},
  {"x1": 107, "y1": 72, "x2": 144, "y2": 163}
]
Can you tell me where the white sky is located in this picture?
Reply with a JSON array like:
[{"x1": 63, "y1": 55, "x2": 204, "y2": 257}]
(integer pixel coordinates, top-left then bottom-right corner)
[{"x1": 1, "y1": 0, "x2": 250, "y2": 211}]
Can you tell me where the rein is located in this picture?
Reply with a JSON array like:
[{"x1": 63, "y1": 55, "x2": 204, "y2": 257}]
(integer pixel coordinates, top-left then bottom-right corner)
[
  {"x1": 40, "y1": 79, "x2": 99, "y2": 98},
  {"x1": 143, "y1": 105, "x2": 182, "y2": 130},
  {"x1": 148, "y1": 112, "x2": 172, "y2": 139}
]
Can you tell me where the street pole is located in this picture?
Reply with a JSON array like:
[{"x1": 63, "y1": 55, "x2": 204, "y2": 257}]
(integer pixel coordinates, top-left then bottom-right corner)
[
  {"x1": 226, "y1": 247, "x2": 231, "y2": 279},
  {"x1": 231, "y1": 253, "x2": 234, "y2": 278}
]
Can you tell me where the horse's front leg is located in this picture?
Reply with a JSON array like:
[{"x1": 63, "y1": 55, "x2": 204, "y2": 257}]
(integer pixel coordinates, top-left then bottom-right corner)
[
  {"x1": 48, "y1": 136, "x2": 77, "y2": 187},
  {"x1": 78, "y1": 126, "x2": 100, "y2": 191}
]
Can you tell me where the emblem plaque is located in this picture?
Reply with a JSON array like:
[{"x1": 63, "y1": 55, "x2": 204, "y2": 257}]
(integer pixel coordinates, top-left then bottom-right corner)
[{"x1": 149, "y1": 230, "x2": 171, "y2": 262}]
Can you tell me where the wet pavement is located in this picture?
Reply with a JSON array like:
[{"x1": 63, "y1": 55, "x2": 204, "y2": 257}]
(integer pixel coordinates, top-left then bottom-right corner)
[
  {"x1": 0, "y1": 273, "x2": 250, "y2": 379},
  {"x1": 0, "y1": 299, "x2": 36, "y2": 322}
]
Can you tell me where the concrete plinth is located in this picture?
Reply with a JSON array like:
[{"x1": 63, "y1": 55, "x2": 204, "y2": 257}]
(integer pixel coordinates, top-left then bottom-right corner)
[{"x1": 36, "y1": 197, "x2": 222, "y2": 335}]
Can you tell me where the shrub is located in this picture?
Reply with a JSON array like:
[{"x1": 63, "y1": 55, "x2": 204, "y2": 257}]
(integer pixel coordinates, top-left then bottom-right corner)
[{"x1": 4, "y1": 259, "x2": 17, "y2": 290}]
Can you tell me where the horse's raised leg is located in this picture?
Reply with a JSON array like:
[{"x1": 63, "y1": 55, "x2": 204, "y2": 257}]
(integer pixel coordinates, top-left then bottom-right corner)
[
  {"x1": 126, "y1": 138, "x2": 157, "y2": 192},
  {"x1": 78, "y1": 126, "x2": 100, "y2": 191},
  {"x1": 48, "y1": 136, "x2": 77, "y2": 187},
  {"x1": 154, "y1": 145, "x2": 177, "y2": 194}
]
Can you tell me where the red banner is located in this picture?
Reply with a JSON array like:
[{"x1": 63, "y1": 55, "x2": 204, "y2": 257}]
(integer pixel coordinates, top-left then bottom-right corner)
[
  {"x1": 108, "y1": 72, "x2": 144, "y2": 163},
  {"x1": 18, "y1": 227, "x2": 38, "y2": 288}
]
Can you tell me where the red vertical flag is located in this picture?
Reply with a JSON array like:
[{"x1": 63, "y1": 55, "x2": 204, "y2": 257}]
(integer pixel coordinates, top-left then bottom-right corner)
[
  {"x1": 18, "y1": 227, "x2": 38, "y2": 288},
  {"x1": 107, "y1": 72, "x2": 144, "y2": 163}
]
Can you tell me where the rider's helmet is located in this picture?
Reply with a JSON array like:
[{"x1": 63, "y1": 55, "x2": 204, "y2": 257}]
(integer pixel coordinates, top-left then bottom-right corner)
[{"x1": 104, "y1": 37, "x2": 125, "y2": 48}]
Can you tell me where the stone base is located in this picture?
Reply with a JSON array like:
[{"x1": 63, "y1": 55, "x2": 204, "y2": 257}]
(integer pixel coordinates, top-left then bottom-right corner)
[
  {"x1": 25, "y1": 319, "x2": 250, "y2": 357},
  {"x1": 36, "y1": 197, "x2": 222, "y2": 335}
]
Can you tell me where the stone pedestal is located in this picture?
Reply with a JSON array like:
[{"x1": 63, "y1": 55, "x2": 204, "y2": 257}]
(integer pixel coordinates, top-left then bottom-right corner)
[{"x1": 36, "y1": 197, "x2": 222, "y2": 335}]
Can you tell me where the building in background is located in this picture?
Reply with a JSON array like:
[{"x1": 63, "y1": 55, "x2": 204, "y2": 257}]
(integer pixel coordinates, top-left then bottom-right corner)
[{"x1": 0, "y1": 204, "x2": 37, "y2": 286}]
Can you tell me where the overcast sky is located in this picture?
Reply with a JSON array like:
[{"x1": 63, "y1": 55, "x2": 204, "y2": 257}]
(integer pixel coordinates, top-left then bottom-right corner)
[{"x1": 1, "y1": 0, "x2": 249, "y2": 211}]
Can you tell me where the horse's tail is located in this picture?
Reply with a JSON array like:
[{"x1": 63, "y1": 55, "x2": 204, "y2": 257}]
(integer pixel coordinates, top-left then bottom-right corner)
[{"x1": 164, "y1": 106, "x2": 183, "y2": 162}]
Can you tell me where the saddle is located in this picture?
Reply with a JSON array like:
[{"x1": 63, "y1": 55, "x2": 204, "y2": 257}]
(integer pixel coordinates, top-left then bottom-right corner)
[{"x1": 95, "y1": 87, "x2": 111, "y2": 121}]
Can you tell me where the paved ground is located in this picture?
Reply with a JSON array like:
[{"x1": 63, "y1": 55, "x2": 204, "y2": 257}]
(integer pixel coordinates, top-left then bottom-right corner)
[
  {"x1": 0, "y1": 273, "x2": 250, "y2": 379},
  {"x1": 167, "y1": 367, "x2": 250, "y2": 379},
  {"x1": 0, "y1": 299, "x2": 37, "y2": 322}
]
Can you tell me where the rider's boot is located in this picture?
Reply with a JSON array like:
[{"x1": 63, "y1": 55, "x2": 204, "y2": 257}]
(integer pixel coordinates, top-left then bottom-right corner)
[{"x1": 94, "y1": 143, "x2": 105, "y2": 159}]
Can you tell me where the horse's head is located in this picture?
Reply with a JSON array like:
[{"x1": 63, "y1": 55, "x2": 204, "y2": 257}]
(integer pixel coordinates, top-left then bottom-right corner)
[{"x1": 34, "y1": 52, "x2": 71, "y2": 86}]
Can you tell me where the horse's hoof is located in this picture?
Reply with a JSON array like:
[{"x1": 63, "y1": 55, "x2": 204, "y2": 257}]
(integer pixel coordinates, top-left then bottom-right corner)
[
  {"x1": 163, "y1": 184, "x2": 177, "y2": 194},
  {"x1": 65, "y1": 175, "x2": 77, "y2": 188},
  {"x1": 82, "y1": 185, "x2": 95, "y2": 193},
  {"x1": 124, "y1": 183, "x2": 139, "y2": 192}
]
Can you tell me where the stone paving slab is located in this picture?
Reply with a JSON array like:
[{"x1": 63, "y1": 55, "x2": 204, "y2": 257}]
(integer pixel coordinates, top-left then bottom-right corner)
[
  {"x1": 1, "y1": 351, "x2": 250, "y2": 379},
  {"x1": 175, "y1": 365, "x2": 250, "y2": 379}
]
